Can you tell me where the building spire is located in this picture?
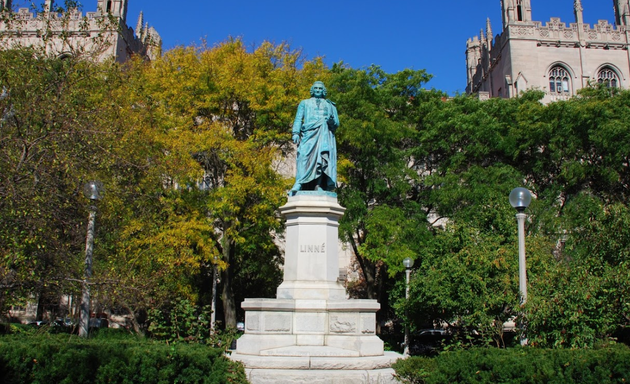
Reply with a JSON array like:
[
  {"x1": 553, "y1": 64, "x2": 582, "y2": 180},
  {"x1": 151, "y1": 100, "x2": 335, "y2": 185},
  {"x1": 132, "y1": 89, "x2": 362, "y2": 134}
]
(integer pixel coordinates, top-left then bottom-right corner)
[
  {"x1": 486, "y1": 17, "x2": 493, "y2": 44},
  {"x1": 136, "y1": 11, "x2": 144, "y2": 39},
  {"x1": 574, "y1": 0, "x2": 584, "y2": 24}
]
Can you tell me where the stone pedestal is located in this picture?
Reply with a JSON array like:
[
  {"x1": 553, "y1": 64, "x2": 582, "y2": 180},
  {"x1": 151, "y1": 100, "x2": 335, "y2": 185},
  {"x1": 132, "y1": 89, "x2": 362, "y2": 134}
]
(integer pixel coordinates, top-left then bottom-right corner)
[
  {"x1": 276, "y1": 193, "x2": 347, "y2": 301},
  {"x1": 231, "y1": 193, "x2": 401, "y2": 384}
]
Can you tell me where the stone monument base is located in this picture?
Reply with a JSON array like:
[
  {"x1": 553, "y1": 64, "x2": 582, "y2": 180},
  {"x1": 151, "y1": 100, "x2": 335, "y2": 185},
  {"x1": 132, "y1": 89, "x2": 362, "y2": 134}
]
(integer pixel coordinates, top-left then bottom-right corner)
[
  {"x1": 231, "y1": 352, "x2": 400, "y2": 384},
  {"x1": 231, "y1": 193, "x2": 402, "y2": 383},
  {"x1": 235, "y1": 298, "x2": 384, "y2": 355}
]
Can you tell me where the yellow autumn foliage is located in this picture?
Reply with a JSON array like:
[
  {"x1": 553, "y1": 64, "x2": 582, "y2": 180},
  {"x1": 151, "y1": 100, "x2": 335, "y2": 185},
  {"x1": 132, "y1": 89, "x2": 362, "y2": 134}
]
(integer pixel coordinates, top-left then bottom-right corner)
[{"x1": 98, "y1": 39, "x2": 328, "y2": 324}]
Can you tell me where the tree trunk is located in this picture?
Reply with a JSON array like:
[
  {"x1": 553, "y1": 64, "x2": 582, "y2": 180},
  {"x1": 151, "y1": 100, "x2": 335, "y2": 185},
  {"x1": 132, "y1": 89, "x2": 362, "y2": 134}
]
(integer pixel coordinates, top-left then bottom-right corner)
[
  {"x1": 122, "y1": 303, "x2": 145, "y2": 336},
  {"x1": 220, "y1": 237, "x2": 237, "y2": 328},
  {"x1": 129, "y1": 312, "x2": 144, "y2": 335},
  {"x1": 350, "y1": 236, "x2": 378, "y2": 300},
  {"x1": 365, "y1": 262, "x2": 379, "y2": 300},
  {"x1": 35, "y1": 290, "x2": 44, "y2": 321}
]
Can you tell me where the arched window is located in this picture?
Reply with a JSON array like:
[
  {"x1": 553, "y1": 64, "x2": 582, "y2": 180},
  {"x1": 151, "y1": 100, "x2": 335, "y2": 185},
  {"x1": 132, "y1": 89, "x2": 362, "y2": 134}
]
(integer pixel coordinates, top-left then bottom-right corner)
[
  {"x1": 548, "y1": 67, "x2": 571, "y2": 95},
  {"x1": 597, "y1": 67, "x2": 620, "y2": 88}
]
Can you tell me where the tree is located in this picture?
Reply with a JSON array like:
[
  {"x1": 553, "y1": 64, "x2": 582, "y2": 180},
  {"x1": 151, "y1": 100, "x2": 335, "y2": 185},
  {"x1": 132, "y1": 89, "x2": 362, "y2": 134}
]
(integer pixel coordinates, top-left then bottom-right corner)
[
  {"x1": 527, "y1": 200, "x2": 630, "y2": 348},
  {"x1": 0, "y1": 47, "x2": 121, "y2": 320},
  {"x1": 0, "y1": 1, "x2": 124, "y2": 62},
  {"x1": 396, "y1": 89, "x2": 630, "y2": 349},
  {"x1": 96, "y1": 40, "x2": 326, "y2": 329},
  {"x1": 520, "y1": 88, "x2": 630, "y2": 348},
  {"x1": 326, "y1": 64, "x2": 435, "y2": 330}
]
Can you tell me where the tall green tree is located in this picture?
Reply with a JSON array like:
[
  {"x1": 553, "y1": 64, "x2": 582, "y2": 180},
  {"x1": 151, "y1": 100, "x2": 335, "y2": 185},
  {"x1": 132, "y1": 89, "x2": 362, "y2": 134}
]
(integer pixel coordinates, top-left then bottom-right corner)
[
  {"x1": 397, "y1": 88, "x2": 630, "y2": 349},
  {"x1": 327, "y1": 65, "x2": 435, "y2": 328},
  {"x1": 0, "y1": 47, "x2": 121, "y2": 319},
  {"x1": 396, "y1": 93, "x2": 546, "y2": 347}
]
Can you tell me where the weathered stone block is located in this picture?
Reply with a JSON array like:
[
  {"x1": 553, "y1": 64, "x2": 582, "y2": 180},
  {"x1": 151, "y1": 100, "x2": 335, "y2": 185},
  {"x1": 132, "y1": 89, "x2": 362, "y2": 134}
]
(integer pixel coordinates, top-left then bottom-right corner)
[
  {"x1": 263, "y1": 312, "x2": 292, "y2": 333},
  {"x1": 295, "y1": 312, "x2": 326, "y2": 333}
]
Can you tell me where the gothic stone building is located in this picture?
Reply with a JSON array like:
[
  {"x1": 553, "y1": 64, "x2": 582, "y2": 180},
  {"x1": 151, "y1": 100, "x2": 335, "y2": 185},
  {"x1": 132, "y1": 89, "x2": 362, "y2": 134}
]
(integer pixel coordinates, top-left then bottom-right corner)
[
  {"x1": 0, "y1": 0, "x2": 160, "y2": 62},
  {"x1": 466, "y1": 0, "x2": 630, "y2": 103}
]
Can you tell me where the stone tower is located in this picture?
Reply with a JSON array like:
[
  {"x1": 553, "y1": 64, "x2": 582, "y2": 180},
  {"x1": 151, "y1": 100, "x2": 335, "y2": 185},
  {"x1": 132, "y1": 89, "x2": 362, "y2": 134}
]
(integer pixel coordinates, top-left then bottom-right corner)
[
  {"x1": 502, "y1": 0, "x2": 532, "y2": 27},
  {"x1": 97, "y1": 0, "x2": 128, "y2": 21},
  {"x1": 0, "y1": 0, "x2": 160, "y2": 62},
  {"x1": 467, "y1": 0, "x2": 630, "y2": 103}
]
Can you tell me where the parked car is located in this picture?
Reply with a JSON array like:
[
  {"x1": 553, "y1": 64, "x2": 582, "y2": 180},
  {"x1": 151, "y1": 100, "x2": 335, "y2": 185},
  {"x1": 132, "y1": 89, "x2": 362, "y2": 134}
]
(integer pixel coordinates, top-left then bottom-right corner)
[
  {"x1": 89, "y1": 318, "x2": 109, "y2": 328},
  {"x1": 27, "y1": 320, "x2": 49, "y2": 326},
  {"x1": 53, "y1": 318, "x2": 76, "y2": 328},
  {"x1": 409, "y1": 329, "x2": 451, "y2": 356}
]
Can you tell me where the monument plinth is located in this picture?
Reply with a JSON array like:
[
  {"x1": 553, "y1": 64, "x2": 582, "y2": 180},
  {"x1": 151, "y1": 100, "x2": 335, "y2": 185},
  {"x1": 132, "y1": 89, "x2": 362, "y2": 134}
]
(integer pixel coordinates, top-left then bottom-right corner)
[
  {"x1": 231, "y1": 193, "x2": 400, "y2": 384},
  {"x1": 276, "y1": 192, "x2": 347, "y2": 300}
]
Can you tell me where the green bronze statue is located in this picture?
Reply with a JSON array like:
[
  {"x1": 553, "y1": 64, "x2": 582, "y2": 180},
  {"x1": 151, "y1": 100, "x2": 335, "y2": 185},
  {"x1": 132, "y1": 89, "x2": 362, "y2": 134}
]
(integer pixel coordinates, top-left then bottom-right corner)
[{"x1": 290, "y1": 81, "x2": 339, "y2": 194}]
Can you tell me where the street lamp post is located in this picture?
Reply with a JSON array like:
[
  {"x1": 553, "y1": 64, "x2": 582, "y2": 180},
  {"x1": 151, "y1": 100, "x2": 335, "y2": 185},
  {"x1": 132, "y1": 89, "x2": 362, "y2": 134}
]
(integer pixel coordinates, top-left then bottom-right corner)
[
  {"x1": 403, "y1": 257, "x2": 414, "y2": 356},
  {"x1": 210, "y1": 256, "x2": 218, "y2": 334},
  {"x1": 509, "y1": 187, "x2": 532, "y2": 346},
  {"x1": 79, "y1": 181, "x2": 103, "y2": 338}
]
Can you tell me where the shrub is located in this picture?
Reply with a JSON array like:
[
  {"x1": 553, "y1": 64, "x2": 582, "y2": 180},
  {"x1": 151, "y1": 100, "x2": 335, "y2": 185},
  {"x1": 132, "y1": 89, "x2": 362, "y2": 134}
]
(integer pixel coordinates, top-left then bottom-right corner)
[
  {"x1": 392, "y1": 344, "x2": 630, "y2": 384},
  {"x1": 147, "y1": 299, "x2": 212, "y2": 343},
  {"x1": 146, "y1": 299, "x2": 241, "y2": 351},
  {"x1": 0, "y1": 334, "x2": 247, "y2": 384}
]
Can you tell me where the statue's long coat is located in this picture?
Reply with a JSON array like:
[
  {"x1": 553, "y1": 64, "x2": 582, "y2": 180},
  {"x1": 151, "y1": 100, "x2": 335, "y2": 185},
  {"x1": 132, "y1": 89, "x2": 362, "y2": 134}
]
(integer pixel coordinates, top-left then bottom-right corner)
[{"x1": 291, "y1": 97, "x2": 339, "y2": 191}]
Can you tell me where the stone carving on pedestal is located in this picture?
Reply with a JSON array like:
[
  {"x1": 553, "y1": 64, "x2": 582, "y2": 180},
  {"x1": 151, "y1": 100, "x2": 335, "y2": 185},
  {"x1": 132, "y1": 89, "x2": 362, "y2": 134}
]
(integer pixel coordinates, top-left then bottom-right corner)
[{"x1": 230, "y1": 83, "x2": 401, "y2": 384}]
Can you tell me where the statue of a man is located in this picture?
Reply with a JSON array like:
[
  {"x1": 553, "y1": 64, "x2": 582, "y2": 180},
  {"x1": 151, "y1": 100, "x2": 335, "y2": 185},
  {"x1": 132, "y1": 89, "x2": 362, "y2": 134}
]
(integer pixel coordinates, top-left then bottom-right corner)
[{"x1": 291, "y1": 81, "x2": 339, "y2": 194}]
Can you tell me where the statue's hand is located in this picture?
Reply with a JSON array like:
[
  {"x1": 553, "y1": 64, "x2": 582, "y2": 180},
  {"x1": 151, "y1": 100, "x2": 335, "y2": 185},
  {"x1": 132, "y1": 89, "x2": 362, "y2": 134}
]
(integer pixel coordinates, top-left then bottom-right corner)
[
  {"x1": 292, "y1": 134, "x2": 300, "y2": 145},
  {"x1": 327, "y1": 116, "x2": 337, "y2": 131}
]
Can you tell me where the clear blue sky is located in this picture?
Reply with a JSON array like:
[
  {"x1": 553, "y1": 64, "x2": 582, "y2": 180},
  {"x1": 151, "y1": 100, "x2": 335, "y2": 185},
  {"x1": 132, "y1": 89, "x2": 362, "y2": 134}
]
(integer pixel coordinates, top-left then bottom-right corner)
[{"x1": 113, "y1": 1, "x2": 615, "y2": 94}]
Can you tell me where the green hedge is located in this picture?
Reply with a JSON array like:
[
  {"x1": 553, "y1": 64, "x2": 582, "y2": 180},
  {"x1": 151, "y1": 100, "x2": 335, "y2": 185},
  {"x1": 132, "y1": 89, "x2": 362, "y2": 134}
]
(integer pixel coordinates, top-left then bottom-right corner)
[
  {"x1": 393, "y1": 344, "x2": 630, "y2": 384},
  {"x1": 0, "y1": 334, "x2": 248, "y2": 384}
]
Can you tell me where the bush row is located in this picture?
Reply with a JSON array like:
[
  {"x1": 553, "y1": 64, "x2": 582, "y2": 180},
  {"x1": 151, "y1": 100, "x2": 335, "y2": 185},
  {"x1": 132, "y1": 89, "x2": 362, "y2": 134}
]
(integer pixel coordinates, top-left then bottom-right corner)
[
  {"x1": 392, "y1": 344, "x2": 630, "y2": 384},
  {"x1": 0, "y1": 333, "x2": 248, "y2": 384}
]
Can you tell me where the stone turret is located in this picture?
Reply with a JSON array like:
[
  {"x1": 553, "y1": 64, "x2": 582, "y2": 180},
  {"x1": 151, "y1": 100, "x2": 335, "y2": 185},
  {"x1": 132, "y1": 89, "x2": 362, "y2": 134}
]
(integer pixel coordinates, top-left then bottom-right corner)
[
  {"x1": 465, "y1": 17, "x2": 495, "y2": 95},
  {"x1": 0, "y1": 0, "x2": 160, "y2": 62},
  {"x1": 502, "y1": 0, "x2": 532, "y2": 28},
  {"x1": 467, "y1": 0, "x2": 630, "y2": 103},
  {"x1": 466, "y1": 36, "x2": 481, "y2": 93},
  {"x1": 0, "y1": 0, "x2": 11, "y2": 12},
  {"x1": 97, "y1": 0, "x2": 128, "y2": 21},
  {"x1": 614, "y1": 0, "x2": 630, "y2": 26}
]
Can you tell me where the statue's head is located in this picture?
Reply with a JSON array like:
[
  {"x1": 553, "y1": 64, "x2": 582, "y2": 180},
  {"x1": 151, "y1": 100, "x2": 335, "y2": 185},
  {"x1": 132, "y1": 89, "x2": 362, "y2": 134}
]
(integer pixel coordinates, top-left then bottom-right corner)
[{"x1": 310, "y1": 81, "x2": 327, "y2": 98}]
